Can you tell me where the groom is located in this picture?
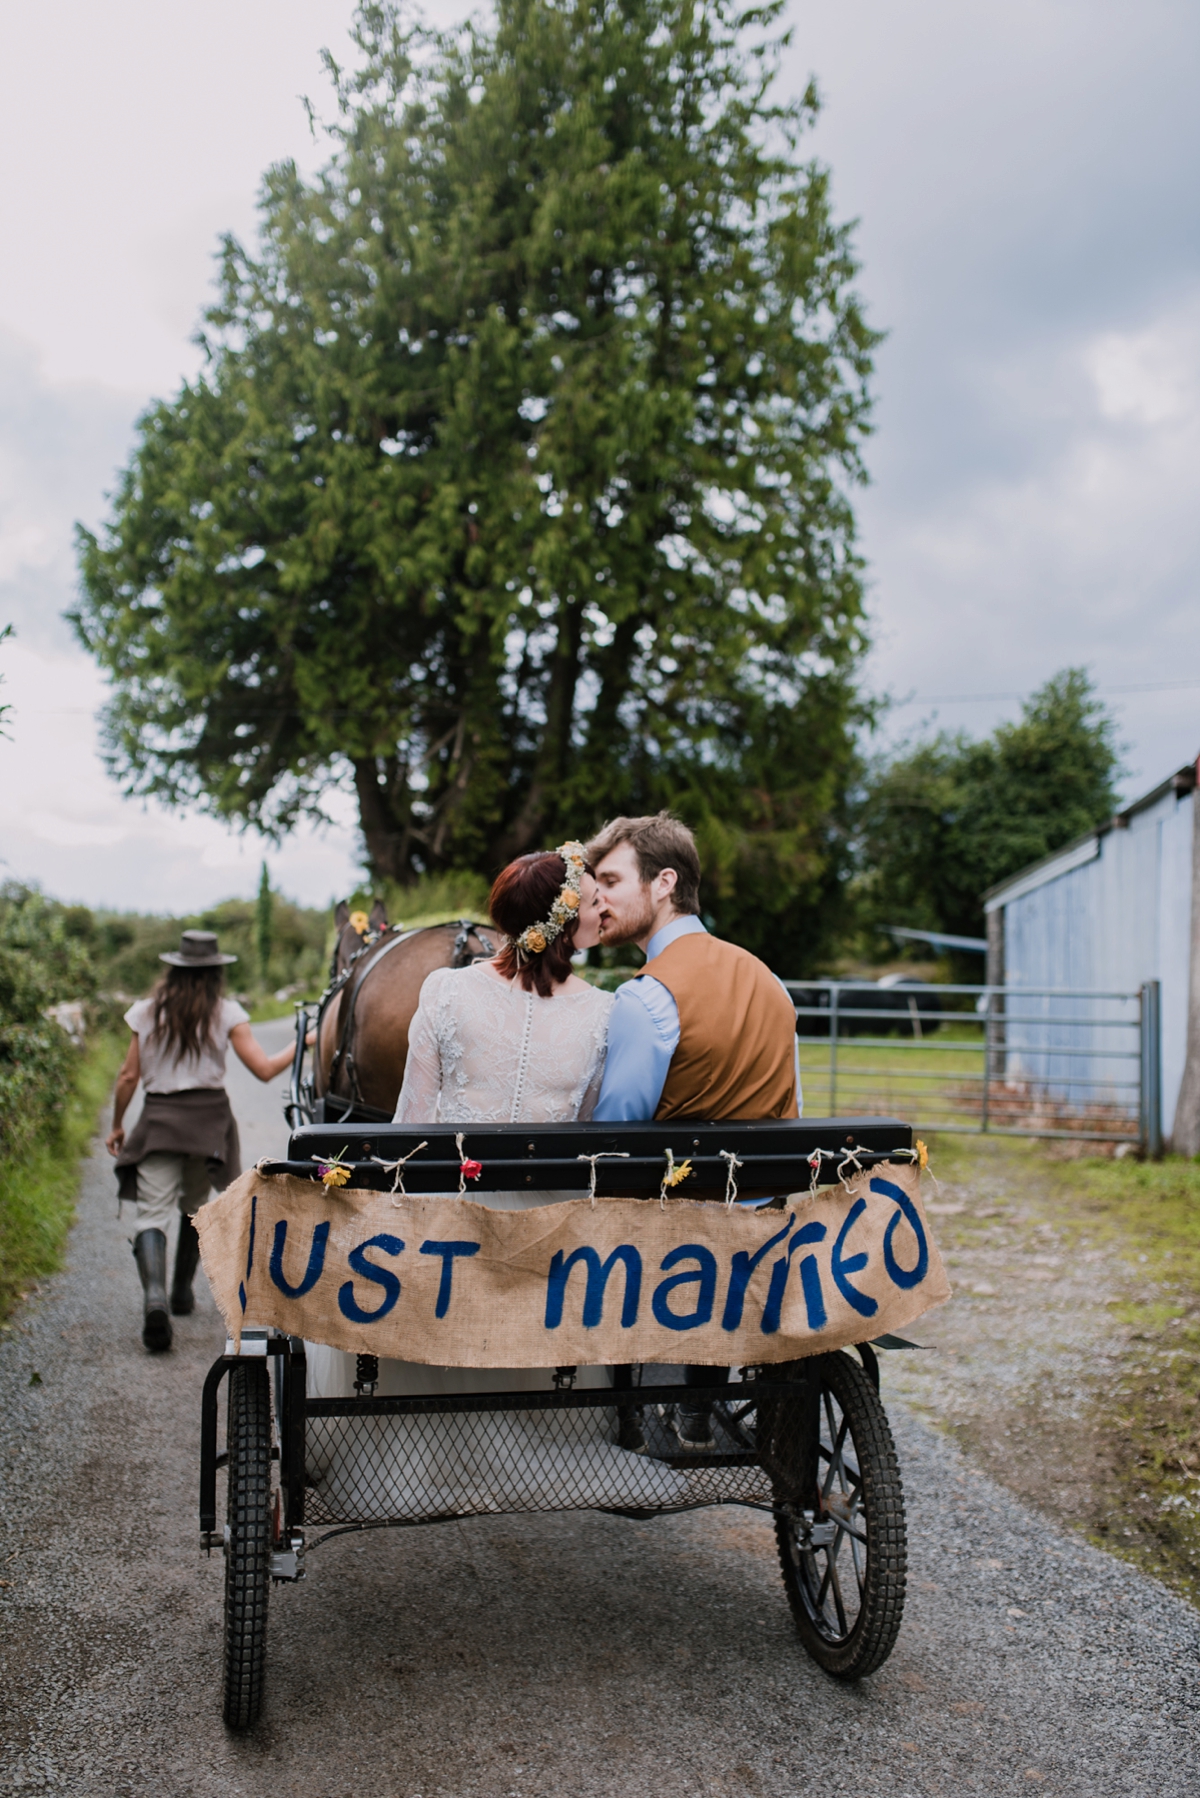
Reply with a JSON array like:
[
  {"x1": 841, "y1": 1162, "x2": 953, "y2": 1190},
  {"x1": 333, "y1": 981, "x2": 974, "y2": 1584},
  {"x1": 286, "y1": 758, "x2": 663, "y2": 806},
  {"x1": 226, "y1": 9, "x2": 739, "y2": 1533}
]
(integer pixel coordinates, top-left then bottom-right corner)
[{"x1": 588, "y1": 812, "x2": 801, "y2": 1449}]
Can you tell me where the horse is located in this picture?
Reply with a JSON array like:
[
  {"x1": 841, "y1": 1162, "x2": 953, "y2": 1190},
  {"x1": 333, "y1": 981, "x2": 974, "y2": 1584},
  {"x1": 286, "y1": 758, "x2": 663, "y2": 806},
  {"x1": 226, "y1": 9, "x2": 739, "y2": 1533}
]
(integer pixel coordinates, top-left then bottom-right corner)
[
  {"x1": 304, "y1": 902, "x2": 497, "y2": 1122},
  {"x1": 329, "y1": 898, "x2": 386, "y2": 978}
]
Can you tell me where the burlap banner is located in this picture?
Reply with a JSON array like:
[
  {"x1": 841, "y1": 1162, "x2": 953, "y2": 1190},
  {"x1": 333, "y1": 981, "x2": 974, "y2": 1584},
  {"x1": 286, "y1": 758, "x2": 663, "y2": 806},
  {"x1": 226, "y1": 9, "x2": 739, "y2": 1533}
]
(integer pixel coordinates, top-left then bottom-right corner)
[{"x1": 195, "y1": 1162, "x2": 949, "y2": 1367}]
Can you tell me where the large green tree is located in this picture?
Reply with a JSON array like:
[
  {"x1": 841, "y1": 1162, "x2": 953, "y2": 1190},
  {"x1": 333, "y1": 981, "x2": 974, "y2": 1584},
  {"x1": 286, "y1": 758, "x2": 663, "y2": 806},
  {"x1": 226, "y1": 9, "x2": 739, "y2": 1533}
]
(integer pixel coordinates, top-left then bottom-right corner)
[
  {"x1": 74, "y1": 0, "x2": 878, "y2": 968},
  {"x1": 855, "y1": 669, "x2": 1123, "y2": 951}
]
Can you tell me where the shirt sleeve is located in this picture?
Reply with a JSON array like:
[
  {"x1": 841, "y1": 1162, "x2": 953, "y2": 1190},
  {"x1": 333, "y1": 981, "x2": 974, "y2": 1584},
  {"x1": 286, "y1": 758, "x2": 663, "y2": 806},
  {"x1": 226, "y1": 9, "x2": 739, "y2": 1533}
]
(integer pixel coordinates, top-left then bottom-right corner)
[
  {"x1": 123, "y1": 998, "x2": 151, "y2": 1034},
  {"x1": 223, "y1": 998, "x2": 251, "y2": 1029},
  {"x1": 591, "y1": 977, "x2": 679, "y2": 1122}
]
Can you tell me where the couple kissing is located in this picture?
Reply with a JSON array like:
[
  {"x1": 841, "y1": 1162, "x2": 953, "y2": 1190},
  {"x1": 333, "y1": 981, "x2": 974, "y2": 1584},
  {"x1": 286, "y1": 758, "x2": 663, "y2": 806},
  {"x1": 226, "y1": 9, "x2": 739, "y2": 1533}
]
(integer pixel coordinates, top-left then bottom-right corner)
[
  {"x1": 383, "y1": 812, "x2": 802, "y2": 1453},
  {"x1": 392, "y1": 812, "x2": 800, "y2": 1136}
]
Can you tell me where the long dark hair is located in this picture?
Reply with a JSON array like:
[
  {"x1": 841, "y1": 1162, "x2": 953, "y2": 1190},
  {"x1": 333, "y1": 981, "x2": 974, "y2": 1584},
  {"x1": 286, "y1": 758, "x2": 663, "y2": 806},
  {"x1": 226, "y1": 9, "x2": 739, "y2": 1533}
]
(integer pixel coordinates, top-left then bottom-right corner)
[
  {"x1": 490, "y1": 853, "x2": 581, "y2": 998},
  {"x1": 149, "y1": 965, "x2": 225, "y2": 1059}
]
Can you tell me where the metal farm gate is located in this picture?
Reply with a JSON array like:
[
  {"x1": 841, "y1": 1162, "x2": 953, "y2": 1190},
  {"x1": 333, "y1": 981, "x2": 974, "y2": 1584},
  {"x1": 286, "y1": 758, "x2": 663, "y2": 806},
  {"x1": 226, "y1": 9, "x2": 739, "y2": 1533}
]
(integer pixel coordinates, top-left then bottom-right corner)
[{"x1": 783, "y1": 980, "x2": 1163, "y2": 1154}]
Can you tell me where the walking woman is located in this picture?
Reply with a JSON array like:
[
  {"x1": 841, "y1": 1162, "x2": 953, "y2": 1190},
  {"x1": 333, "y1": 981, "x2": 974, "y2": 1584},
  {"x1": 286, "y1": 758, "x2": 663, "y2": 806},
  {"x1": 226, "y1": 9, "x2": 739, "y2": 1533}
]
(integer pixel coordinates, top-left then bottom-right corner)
[{"x1": 106, "y1": 930, "x2": 294, "y2": 1352}]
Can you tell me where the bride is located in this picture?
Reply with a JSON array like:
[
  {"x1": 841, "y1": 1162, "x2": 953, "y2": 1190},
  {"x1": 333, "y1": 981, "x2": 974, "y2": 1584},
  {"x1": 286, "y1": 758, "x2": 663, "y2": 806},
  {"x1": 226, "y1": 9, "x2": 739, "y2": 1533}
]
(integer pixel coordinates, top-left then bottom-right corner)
[
  {"x1": 304, "y1": 846, "x2": 687, "y2": 1516},
  {"x1": 394, "y1": 839, "x2": 611, "y2": 1146}
]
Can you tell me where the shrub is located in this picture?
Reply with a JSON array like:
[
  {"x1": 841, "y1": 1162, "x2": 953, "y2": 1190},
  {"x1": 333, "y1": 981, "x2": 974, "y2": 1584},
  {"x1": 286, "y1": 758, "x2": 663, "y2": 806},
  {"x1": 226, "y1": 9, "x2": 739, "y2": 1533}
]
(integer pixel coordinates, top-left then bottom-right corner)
[{"x1": 0, "y1": 883, "x2": 97, "y2": 1157}]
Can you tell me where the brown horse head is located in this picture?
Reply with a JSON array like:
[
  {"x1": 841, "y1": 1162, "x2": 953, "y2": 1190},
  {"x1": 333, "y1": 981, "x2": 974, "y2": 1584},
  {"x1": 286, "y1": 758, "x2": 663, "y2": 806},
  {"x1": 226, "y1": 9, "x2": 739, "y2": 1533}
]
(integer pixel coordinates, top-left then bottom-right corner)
[{"x1": 329, "y1": 895, "x2": 390, "y2": 983}]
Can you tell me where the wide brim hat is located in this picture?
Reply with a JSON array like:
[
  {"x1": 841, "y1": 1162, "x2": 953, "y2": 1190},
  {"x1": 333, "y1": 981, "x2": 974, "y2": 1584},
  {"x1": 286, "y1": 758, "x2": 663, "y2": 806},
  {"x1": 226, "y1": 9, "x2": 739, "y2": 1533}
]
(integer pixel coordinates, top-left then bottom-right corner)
[{"x1": 159, "y1": 929, "x2": 238, "y2": 968}]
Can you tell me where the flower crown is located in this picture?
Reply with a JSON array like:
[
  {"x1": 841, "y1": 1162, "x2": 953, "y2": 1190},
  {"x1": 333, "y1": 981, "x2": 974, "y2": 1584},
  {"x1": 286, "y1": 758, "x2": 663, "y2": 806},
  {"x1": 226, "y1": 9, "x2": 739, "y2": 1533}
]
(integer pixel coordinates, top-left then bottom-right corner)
[{"x1": 514, "y1": 841, "x2": 587, "y2": 959}]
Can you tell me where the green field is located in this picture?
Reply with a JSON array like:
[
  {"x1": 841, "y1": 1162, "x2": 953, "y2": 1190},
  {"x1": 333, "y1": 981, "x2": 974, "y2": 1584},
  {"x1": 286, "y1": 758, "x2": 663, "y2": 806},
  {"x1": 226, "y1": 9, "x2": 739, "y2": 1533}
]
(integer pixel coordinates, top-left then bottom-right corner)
[{"x1": 798, "y1": 1021, "x2": 1139, "y2": 1141}]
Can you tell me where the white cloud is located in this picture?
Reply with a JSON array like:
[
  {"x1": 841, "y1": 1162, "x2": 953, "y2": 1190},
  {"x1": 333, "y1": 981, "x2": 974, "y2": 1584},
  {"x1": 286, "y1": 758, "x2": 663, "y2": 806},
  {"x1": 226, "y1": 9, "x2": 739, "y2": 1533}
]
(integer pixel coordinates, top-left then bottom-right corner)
[
  {"x1": 782, "y1": 0, "x2": 1200, "y2": 794},
  {"x1": 31, "y1": 818, "x2": 127, "y2": 850},
  {"x1": 0, "y1": 0, "x2": 470, "y2": 393},
  {"x1": 860, "y1": 289, "x2": 1200, "y2": 786},
  {"x1": 2, "y1": 0, "x2": 1198, "y2": 910},
  {"x1": 1088, "y1": 313, "x2": 1199, "y2": 428},
  {"x1": 0, "y1": 639, "x2": 362, "y2": 912}
]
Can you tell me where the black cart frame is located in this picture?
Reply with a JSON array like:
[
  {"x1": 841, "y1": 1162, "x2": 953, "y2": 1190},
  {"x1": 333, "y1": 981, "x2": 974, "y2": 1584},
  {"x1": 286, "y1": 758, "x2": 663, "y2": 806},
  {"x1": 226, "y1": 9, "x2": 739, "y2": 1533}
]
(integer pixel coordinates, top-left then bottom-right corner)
[{"x1": 203, "y1": 1117, "x2": 917, "y2": 1726}]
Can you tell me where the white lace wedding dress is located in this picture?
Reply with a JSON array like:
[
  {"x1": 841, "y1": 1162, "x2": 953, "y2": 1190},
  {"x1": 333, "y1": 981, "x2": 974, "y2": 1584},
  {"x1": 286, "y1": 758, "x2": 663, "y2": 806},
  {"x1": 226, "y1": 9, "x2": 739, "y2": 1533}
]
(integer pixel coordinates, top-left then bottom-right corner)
[{"x1": 305, "y1": 964, "x2": 691, "y2": 1518}]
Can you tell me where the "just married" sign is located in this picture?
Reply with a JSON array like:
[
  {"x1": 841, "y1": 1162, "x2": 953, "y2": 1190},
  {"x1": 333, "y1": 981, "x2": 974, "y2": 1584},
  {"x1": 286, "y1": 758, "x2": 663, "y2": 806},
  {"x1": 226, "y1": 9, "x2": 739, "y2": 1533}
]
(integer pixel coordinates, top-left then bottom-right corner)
[{"x1": 195, "y1": 1160, "x2": 950, "y2": 1365}]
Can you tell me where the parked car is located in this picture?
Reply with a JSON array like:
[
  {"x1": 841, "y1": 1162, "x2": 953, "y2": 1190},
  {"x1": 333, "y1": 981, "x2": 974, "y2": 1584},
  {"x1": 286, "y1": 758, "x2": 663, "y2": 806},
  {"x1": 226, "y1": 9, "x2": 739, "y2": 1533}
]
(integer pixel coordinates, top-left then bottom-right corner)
[{"x1": 790, "y1": 976, "x2": 943, "y2": 1039}]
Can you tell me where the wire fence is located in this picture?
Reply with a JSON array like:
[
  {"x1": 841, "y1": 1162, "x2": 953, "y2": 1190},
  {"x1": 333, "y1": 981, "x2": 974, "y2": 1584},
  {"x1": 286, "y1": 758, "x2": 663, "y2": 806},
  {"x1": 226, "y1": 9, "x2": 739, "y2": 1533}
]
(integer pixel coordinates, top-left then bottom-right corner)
[{"x1": 782, "y1": 980, "x2": 1161, "y2": 1150}]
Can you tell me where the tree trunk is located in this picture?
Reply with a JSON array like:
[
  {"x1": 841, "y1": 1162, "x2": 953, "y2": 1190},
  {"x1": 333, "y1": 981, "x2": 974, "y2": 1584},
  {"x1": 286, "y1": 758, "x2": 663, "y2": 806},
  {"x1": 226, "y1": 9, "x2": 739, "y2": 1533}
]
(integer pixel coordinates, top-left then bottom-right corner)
[
  {"x1": 492, "y1": 601, "x2": 583, "y2": 863},
  {"x1": 353, "y1": 757, "x2": 415, "y2": 885},
  {"x1": 1171, "y1": 774, "x2": 1200, "y2": 1155},
  {"x1": 585, "y1": 614, "x2": 640, "y2": 756}
]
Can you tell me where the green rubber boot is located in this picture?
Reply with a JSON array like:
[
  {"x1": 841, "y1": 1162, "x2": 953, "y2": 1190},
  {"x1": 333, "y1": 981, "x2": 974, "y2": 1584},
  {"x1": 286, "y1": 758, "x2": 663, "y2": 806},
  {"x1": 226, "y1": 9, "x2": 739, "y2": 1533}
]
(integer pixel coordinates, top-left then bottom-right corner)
[
  {"x1": 133, "y1": 1229, "x2": 172, "y2": 1352},
  {"x1": 171, "y1": 1214, "x2": 201, "y2": 1316}
]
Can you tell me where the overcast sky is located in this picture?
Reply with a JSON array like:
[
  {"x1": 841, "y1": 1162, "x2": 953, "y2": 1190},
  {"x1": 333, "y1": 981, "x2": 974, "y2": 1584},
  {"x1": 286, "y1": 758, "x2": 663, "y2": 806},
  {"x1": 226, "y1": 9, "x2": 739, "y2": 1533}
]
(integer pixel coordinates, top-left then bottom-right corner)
[{"x1": 1, "y1": 0, "x2": 1197, "y2": 914}]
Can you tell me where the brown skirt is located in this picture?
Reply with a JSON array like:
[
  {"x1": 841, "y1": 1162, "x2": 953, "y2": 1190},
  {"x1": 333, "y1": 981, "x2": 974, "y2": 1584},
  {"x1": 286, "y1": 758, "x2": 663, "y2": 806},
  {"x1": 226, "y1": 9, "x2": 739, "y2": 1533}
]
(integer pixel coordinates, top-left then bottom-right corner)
[{"x1": 115, "y1": 1088, "x2": 241, "y2": 1206}]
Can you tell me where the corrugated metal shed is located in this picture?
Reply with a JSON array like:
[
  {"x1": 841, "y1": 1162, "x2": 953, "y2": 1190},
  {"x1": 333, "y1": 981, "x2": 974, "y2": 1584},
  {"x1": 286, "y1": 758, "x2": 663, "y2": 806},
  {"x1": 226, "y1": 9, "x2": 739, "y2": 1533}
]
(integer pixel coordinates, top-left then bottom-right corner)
[{"x1": 983, "y1": 759, "x2": 1198, "y2": 1140}]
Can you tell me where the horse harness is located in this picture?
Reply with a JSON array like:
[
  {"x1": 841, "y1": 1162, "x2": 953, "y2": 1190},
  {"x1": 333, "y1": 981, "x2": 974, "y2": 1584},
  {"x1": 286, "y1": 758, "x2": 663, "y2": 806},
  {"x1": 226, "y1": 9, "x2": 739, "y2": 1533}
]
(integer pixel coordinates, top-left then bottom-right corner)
[{"x1": 325, "y1": 919, "x2": 497, "y2": 1113}]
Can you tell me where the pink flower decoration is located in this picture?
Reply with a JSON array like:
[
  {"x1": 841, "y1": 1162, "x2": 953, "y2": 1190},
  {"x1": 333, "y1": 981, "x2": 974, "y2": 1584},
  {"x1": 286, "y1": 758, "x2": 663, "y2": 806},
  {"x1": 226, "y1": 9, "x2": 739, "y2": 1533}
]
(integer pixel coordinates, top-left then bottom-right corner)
[{"x1": 459, "y1": 1158, "x2": 483, "y2": 1181}]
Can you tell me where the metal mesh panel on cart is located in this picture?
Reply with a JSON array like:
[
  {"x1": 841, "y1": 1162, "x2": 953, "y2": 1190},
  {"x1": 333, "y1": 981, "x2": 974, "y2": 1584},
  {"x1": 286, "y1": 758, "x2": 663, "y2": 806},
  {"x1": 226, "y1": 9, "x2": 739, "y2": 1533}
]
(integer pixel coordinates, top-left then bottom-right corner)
[{"x1": 303, "y1": 1388, "x2": 806, "y2": 1526}]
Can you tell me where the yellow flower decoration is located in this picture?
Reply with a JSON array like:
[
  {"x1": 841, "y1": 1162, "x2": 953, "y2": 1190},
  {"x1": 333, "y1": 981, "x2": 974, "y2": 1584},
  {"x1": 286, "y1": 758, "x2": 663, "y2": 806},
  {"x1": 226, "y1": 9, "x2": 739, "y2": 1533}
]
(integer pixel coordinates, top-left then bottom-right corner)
[
  {"x1": 916, "y1": 1139, "x2": 929, "y2": 1170},
  {"x1": 314, "y1": 1146, "x2": 354, "y2": 1187},
  {"x1": 514, "y1": 840, "x2": 587, "y2": 958},
  {"x1": 349, "y1": 910, "x2": 370, "y2": 935},
  {"x1": 657, "y1": 1148, "x2": 694, "y2": 1203}
]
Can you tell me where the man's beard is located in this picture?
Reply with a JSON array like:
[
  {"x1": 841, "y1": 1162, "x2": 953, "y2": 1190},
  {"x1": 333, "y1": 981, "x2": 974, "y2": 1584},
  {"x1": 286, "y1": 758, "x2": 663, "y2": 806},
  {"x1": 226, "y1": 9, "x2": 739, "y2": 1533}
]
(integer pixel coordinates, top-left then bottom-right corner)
[{"x1": 601, "y1": 888, "x2": 658, "y2": 949}]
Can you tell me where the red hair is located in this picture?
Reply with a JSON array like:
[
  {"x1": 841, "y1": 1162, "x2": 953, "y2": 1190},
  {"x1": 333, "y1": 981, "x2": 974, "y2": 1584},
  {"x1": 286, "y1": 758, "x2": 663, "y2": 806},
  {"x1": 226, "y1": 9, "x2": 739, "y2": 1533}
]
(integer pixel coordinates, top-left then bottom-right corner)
[{"x1": 490, "y1": 852, "x2": 580, "y2": 997}]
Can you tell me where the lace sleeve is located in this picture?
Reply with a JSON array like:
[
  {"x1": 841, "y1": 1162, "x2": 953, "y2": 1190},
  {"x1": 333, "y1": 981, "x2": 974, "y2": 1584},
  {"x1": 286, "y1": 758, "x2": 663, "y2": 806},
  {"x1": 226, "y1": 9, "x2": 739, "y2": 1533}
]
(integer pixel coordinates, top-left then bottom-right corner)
[
  {"x1": 392, "y1": 976, "x2": 446, "y2": 1123},
  {"x1": 576, "y1": 993, "x2": 615, "y2": 1121}
]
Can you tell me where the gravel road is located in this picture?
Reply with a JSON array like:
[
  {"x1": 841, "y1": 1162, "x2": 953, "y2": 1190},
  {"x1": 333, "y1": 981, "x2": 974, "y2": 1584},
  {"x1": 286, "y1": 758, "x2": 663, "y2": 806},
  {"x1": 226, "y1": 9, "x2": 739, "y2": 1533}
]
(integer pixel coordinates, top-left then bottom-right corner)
[{"x1": 2, "y1": 1024, "x2": 1199, "y2": 1797}]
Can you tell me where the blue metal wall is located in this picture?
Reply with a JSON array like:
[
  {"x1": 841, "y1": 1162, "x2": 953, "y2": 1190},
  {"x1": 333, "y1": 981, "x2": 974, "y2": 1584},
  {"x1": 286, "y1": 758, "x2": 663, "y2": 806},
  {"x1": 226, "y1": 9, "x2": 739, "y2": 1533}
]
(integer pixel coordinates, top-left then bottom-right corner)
[{"x1": 989, "y1": 786, "x2": 1194, "y2": 1137}]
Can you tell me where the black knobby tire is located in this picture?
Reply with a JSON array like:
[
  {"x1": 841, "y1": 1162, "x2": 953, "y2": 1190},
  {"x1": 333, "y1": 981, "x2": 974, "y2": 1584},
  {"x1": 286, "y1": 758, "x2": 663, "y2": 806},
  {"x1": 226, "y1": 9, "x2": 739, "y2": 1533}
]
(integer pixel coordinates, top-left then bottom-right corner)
[
  {"x1": 771, "y1": 1351, "x2": 906, "y2": 1680},
  {"x1": 222, "y1": 1360, "x2": 272, "y2": 1728}
]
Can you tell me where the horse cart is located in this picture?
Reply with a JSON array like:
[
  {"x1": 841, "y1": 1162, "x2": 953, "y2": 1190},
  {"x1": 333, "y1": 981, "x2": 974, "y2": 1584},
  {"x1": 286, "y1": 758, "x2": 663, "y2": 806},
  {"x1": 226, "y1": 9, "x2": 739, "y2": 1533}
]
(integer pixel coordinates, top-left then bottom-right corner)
[{"x1": 200, "y1": 1116, "x2": 927, "y2": 1729}]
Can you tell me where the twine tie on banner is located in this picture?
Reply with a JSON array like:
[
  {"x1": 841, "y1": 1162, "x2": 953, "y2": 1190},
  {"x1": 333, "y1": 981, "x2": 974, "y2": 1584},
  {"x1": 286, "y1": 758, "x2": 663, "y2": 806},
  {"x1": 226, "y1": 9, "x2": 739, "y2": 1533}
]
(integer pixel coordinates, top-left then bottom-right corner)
[
  {"x1": 836, "y1": 1148, "x2": 865, "y2": 1190},
  {"x1": 718, "y1": 1149, "x2": 743, "y2": 1208},
  {"x1": 805, "y1": 1141, "x2": 935, "y2": 1198},
  {"x1": 805, "y1": 1145, "x2": 869, "y2": 1194},
  {"x1": 889, "y1": 1138, "x2": 939, "y2": 1193},
  {"x1": 370, "y1": 1142, "x2": 429, "y2": 1201},
  {"x1": 575, "y1": 1151, "x2": 630, "y2": 1208},
  {"x1": 455, "y1": 1132, "x2": 483, "y2": 1196},
  {"x1": 658, "y1": 1148, "x2": 694, "y2": 1207}
]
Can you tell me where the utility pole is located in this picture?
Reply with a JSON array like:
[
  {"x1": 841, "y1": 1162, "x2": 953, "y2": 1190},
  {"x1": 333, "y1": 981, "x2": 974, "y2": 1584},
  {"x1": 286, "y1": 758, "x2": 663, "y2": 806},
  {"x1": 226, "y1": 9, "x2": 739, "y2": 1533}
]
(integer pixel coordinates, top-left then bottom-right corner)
[{"x1": 1171, "y1": 758, "x2": 1200, "y2": 1155}]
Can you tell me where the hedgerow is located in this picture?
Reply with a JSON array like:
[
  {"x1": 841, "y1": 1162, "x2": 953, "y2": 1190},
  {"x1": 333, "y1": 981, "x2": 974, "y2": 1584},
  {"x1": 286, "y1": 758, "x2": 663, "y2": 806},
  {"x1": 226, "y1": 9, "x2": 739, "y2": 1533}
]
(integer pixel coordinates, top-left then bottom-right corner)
[{"x1": 0, "y1": 883, "x2": 97, "y2": 1157}]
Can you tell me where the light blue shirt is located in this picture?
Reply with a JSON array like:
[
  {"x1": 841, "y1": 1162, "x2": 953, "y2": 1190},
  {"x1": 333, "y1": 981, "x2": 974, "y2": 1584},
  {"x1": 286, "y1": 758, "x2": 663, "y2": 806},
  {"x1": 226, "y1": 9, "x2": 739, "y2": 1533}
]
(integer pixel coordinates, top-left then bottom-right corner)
[{"x1": 592, "y1": 916, "x2": 802, "y2": 1122}]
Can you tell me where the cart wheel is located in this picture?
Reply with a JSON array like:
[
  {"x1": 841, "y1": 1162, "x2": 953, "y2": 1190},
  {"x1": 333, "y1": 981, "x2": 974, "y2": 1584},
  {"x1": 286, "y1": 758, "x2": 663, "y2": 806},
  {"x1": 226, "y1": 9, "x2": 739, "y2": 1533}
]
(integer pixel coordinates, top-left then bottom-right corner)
[
  {"x1": 771, "y1": 1351, "x2": 906, "y2": 1680},
  {"x1": 222, "y1": 1360, "x2": 272, "y2": 1729}
]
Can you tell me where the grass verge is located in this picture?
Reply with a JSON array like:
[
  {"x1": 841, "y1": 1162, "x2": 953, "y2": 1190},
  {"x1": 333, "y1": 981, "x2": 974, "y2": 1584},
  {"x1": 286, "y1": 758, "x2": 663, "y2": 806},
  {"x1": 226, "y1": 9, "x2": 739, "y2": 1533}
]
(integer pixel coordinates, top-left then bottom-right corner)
[
  {"x1": 921, "y1": 1130, "x2": 1200, "y2": 1601},
  {"x1": 0, "y1": 1031, "x2": 126, "y2": 1327},
  {"x1": 1044, "y1": 1151, "x2": 1200, "y2": 1597}
]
